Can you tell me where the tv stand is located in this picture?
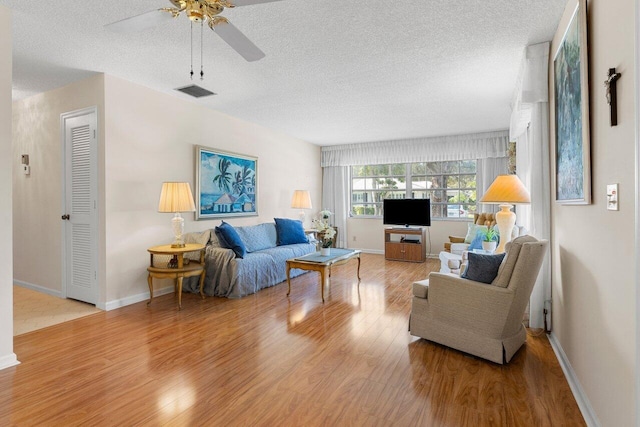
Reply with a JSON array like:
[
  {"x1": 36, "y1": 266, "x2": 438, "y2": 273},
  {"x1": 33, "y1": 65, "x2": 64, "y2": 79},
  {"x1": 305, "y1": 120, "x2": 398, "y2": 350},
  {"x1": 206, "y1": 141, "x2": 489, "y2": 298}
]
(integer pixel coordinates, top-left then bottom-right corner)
[{"x1": 384, "y1": 228, "x2": 426, "y2": 263}]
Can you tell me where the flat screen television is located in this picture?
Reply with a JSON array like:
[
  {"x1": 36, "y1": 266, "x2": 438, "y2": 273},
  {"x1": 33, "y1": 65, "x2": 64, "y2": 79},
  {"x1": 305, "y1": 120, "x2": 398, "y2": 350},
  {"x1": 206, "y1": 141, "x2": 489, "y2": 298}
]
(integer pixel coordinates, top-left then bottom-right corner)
[{"x1": 383, "y1": 198, "x2": 431, "y2": 227}]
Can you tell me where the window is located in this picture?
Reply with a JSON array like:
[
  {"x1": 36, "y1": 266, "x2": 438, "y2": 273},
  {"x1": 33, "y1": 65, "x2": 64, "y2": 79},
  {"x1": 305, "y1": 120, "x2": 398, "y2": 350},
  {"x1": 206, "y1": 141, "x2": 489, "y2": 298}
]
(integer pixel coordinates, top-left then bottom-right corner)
[{"x1": 351, "y1": 160, "x2": 477, "y2": 220}]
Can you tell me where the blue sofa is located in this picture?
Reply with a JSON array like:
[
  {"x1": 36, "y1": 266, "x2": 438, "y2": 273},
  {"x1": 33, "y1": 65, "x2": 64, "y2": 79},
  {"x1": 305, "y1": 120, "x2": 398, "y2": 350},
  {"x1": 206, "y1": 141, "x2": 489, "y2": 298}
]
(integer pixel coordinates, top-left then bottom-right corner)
[{"x1": 183, "y1": 222, "x2": 316, "y2": 298}]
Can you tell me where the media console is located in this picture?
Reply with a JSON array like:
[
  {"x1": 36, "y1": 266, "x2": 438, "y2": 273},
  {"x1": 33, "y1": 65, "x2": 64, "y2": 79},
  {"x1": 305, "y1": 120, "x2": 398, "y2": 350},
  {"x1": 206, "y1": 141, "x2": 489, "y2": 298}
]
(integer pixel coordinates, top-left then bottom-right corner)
[{"x1": 384, "y1": 227, "x2": 427, "y2": 263}]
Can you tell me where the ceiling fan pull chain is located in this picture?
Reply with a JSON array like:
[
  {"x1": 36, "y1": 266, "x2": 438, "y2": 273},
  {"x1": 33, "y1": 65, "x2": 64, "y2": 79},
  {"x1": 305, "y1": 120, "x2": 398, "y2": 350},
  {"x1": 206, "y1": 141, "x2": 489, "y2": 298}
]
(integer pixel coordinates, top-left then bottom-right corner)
[
  {"x1": 200, "y1": 20, "x2": 204, "y2": 80},
  {"x1": 190, "y1": 21, "x2": 194, "y2": 80}
]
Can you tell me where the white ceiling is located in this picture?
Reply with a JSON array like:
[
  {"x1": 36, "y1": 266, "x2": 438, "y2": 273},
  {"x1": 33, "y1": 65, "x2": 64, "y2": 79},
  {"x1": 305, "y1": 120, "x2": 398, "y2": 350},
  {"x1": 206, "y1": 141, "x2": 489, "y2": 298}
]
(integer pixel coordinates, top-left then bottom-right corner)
[{"x1": 2, "y1": 0, "x2": 566, "y2": 145}]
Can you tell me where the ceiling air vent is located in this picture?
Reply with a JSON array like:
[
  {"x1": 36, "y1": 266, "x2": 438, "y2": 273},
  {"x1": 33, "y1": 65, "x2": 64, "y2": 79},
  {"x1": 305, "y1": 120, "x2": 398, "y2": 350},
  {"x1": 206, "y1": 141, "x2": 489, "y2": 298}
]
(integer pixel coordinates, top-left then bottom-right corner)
[{"x1": 175, "y1": 84, "x2": 216, "y2": 98}]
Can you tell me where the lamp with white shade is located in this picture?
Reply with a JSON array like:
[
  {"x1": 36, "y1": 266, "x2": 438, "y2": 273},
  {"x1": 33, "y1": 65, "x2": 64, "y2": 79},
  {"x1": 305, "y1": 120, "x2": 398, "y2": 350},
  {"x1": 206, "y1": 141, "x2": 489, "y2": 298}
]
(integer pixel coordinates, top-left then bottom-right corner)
[
  {"x1": 479, "y1": 174, "x2": 531, "y2": 253},
  {"x1": 158, "y1": 182, "x2": 196, "y2": 248},
  {"x1": 291, "y1": 190, "x2": 312, "y2": 225}
]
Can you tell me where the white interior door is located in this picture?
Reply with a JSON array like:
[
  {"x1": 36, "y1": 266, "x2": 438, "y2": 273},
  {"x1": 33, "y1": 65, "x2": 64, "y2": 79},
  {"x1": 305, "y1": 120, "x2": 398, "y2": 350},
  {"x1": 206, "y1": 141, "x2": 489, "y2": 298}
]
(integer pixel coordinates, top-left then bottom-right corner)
[{"x1": 62, "y1": 108, "x2": 98, "y2": 304}]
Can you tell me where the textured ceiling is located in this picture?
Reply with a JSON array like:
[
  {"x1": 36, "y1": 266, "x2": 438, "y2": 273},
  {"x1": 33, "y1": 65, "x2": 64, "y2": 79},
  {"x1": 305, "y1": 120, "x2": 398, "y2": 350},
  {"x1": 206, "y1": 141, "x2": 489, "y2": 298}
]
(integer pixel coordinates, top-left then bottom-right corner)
[{"x1": 2, "y1": 0, "x2": 566, "y2": 145}]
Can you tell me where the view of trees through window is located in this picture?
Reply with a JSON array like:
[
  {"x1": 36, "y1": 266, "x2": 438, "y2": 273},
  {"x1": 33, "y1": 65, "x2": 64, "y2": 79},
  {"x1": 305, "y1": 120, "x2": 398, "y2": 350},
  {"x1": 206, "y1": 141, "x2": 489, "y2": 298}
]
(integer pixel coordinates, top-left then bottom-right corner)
[{"x1": 351, "y1": 160, "x2": 477, "y2": 219}]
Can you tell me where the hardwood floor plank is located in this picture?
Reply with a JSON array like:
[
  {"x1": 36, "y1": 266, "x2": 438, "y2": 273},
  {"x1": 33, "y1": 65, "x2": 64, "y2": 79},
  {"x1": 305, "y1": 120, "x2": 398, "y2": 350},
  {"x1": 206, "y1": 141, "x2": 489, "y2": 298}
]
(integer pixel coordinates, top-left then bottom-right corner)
[{"x1": 0, "y1": 254, "x2": 585, "y2": 426}]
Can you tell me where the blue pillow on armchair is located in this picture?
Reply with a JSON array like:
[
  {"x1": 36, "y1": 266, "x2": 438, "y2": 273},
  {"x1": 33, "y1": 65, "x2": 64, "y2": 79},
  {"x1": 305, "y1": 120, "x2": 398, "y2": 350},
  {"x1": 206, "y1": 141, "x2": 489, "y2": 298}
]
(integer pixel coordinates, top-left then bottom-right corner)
[
  {"x1": 274, "y1": 218, "x2": 308, "y2": 245},
  {"x1": 461, "y1": 252, "x2": 506, "y2": 284},
  {"x1": 468, "y1": 232, "x2": 484, "y2": 251},
  {"x1": 215, "y1": 221, "x2": 247, "y2": 258}
]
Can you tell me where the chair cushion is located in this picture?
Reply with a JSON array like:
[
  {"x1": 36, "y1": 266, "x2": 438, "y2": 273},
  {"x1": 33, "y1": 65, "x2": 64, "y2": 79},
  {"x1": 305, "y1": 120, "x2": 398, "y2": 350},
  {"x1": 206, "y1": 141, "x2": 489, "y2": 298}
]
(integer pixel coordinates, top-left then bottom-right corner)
[
  {"x1": 468, "y1": 233, "x2": 484, "y2": 251},
  {"x1": 492, "y1": 235, "x2": 539, "y2": 288},
  {"x1": 215, "y1": 221, "x2": 247, "y2": 259},
  {"x1": 464, "y1": 223, "x2": 488, "y2": 244},
  {"x1": 274, "y1": 218, "x2": 308, "y2": 245},
  {"x1": 461, "y1": 252, "x2": 506, "y2": 284},
  {"x1": 412, "y1": 279, "x2": 429, "y2": 298}
]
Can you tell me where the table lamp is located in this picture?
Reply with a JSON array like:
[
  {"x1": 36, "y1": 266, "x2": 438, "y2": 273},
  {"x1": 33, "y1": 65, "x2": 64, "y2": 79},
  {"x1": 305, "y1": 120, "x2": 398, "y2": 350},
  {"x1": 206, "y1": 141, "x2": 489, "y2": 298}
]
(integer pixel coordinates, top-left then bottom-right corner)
[
  {"x1": 479, "y1": 174, "x2": 531, "y2": 253},
  {"x1": 291, "y1": 190, "x2": 312, "y2": 225},
  {"x1": 158, "y1": 182, "x2": 196, "y2": 248}
]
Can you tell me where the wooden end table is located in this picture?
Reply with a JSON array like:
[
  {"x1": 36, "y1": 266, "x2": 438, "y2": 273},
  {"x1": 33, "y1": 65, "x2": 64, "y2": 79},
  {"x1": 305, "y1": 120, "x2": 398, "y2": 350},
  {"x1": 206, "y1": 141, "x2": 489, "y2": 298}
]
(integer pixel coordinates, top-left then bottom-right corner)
[
  {"x1": 147, "y1": 243, "x2": 206, "y2": 310},
  {"x1": 286, "y1": 249, "x2": 361, "y2": 302}
]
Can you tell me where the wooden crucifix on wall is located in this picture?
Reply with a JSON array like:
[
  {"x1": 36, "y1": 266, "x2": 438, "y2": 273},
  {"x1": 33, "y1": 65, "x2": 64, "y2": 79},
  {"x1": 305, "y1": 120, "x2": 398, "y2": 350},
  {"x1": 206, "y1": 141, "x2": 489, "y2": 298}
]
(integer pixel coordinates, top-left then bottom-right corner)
[{"x1": 604, "y1": 67, "x2": 621, "y2": 126}]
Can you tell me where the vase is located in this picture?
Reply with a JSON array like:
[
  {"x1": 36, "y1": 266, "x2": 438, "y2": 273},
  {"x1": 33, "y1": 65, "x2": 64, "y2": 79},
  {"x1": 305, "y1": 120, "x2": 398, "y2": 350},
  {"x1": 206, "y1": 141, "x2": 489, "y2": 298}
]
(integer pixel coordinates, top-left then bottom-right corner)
[
  {"x1": 482, "y1": 241, "x2": 497, "y2": 252},
  {"x1": 321, "y1": 247, "x2": 331, "y2": 256}
]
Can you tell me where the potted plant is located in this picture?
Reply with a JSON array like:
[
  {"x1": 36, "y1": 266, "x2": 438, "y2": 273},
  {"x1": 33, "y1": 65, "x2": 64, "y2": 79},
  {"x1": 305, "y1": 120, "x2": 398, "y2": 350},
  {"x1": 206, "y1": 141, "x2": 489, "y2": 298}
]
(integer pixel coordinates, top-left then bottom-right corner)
[
  {"x1": 481, "y1": 228, "x2": 499, "y2": 252},
  {"x1": 312, "y1": 210, "x2": 335, "y2": 255}
]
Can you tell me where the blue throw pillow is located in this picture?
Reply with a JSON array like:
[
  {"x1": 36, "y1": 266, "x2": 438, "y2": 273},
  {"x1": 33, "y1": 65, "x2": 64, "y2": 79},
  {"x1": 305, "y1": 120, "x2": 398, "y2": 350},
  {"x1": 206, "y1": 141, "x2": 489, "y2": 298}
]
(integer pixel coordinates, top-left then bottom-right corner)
[
  {"x1": 461, "y1": 252, "x2": 506, "y2": 284},
  {"x1": 214, "y1": 221, "x2": 246, "y2": 258},
  {"x1": 468, "y1": 232, "x2": 484, "y2": 251},
  {"x1": 274, "y1": 218, "x2": 308, "y2": 246}
]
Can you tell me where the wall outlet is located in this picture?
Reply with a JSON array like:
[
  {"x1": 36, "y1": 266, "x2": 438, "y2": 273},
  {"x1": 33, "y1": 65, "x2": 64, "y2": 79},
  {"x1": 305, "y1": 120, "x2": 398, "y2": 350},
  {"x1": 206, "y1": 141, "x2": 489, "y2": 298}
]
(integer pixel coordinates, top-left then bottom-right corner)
[
  {"x1": 352, "y1": 236, "x2": 356, "y2": 242},
  {"x1": 606, "y1": 184, "x2": 618, "y2": 211}
]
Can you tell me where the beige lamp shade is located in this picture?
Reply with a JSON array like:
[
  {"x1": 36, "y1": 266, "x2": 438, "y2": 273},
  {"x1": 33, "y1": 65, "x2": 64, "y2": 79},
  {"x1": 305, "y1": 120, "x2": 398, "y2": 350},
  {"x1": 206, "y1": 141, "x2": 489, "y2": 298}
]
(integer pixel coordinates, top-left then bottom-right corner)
[
  {"x1": 480, "y1": 175, "x2": 531, "y2": 204},
  {"x1": 291, "y1": 190, "x2": 312, "y2": 210},
  {"x1": 158, "y1": 182, "x2": 196, "y2": 213},
  {"x1": 479, "y1": 174, "x2": 530, "y2": 254}
]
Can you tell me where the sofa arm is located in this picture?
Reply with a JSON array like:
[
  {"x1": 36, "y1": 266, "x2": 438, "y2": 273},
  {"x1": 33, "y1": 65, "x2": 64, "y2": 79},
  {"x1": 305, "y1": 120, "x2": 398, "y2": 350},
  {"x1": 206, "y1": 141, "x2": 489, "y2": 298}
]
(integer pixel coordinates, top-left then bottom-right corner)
[{"x1": 427, "y1": 272, "x2": 514, "y2": 336}]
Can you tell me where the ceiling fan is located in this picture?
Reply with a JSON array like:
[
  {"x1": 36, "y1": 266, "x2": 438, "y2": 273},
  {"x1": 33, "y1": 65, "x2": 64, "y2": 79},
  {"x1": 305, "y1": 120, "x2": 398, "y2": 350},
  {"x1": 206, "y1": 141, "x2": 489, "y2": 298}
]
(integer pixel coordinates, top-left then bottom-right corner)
[{"x1": 105, "y1": 0, "x2": 282, "y2": 62}]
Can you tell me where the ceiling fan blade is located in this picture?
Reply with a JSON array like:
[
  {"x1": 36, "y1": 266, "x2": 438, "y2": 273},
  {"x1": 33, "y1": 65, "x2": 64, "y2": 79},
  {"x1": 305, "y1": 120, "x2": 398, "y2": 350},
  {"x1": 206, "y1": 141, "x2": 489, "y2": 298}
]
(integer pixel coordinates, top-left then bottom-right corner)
[
  {"x1": 225, "y1": 0, "x2": 284, "y2": 7},
  {"x1": 105, "y1": 9, "x2": 178, "y2": 33},
  {"x1": 210, "y1": 18, "x2": 265, "y2": 62}
]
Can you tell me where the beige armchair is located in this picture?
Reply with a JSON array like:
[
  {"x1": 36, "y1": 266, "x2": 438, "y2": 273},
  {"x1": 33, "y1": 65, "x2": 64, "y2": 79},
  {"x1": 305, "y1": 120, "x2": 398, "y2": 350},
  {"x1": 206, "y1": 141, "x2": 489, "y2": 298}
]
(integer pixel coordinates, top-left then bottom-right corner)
[{"x1": 410, "y1": 235, "x2": 548, "y2": 364}]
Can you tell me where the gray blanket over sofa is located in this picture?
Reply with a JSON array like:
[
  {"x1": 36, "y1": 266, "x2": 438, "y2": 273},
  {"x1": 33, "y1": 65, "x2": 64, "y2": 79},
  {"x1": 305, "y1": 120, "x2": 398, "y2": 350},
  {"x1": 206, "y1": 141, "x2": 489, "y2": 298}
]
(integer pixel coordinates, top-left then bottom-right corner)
[{"x1": 182, "y1": 222, "x2": 316, "y2": 298}]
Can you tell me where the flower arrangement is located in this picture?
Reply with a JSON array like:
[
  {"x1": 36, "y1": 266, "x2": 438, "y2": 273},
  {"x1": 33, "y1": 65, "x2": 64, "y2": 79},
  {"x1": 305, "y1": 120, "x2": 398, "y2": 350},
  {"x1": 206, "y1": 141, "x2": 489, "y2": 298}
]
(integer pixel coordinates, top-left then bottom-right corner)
[{"x1": 312, "y1": 210, "x2": 336, "y2": 248}]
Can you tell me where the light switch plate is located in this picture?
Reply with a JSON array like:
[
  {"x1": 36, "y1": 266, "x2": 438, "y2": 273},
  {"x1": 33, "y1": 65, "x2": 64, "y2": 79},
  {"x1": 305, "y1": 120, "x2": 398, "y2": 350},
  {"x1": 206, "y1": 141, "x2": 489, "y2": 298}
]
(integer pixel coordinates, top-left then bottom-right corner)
[{"x1": 607, "y1": 184, "x2": 618, "y2": 210}]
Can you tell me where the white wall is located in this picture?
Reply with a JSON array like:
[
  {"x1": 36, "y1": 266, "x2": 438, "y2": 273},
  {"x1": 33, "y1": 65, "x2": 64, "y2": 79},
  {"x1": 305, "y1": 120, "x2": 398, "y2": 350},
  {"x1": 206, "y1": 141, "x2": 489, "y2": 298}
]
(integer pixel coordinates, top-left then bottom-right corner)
[
  {"x1": 12, "y1": 73, "x2": 321, "y2": 310},
  {"x1": 0, "y1": 5, "x2": 18, "y2": 370},
  {"x1": 12, "y1": 75, "x2": 105, "y2": 296},
  {"x1": 347, "y1": 217, "x2": 468, "y2": 257},
  {"x1": 549, "y1": 0, "x2": 636, "y2": 425},
  {"x1": 102, "y1": 75, "x2": 321, "y2": 307}
]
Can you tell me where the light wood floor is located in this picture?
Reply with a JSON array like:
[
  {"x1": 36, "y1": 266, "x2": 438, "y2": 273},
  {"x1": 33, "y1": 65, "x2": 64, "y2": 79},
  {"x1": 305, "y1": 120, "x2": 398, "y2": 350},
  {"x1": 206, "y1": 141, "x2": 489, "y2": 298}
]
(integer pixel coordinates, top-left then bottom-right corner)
[{"x1": 0, "y1": 254, "x2": 585, "y2": 426}]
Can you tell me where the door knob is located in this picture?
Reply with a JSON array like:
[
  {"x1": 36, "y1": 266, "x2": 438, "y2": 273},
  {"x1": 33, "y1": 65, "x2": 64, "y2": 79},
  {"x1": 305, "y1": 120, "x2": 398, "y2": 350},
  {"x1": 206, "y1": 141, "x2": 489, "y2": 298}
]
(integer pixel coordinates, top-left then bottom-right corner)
[{"x1": 61, "y1": 214, "x2": 70, "y2": 220}]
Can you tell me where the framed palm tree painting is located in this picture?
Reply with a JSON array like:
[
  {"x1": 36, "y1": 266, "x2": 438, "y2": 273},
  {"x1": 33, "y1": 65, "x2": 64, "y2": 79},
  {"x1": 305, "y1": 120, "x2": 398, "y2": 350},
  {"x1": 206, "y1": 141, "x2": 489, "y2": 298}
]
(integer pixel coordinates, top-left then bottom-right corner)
[{"x1": 195, "y1": 145, "x2": 258, "y2": 220}]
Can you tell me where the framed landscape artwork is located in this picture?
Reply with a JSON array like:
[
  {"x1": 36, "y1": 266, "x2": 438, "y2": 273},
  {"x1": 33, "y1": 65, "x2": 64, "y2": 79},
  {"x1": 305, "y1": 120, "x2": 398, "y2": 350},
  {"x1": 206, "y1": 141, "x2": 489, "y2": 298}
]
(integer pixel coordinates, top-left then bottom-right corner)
[
  {"x1": 195, "y1": 145, "x2": 258, "y2": 220},
  {"x1": 553, "y1": 0, "x2": 591, "y2": 204}
]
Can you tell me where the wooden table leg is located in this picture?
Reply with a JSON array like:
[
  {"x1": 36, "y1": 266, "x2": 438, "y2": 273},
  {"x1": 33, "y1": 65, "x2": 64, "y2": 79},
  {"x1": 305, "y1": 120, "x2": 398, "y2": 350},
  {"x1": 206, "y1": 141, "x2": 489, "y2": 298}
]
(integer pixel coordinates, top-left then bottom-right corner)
[
  {"x1": 177, "y1": 276, "x2": 183, "y2": 310},
  {"x1": 199, "y1": 269, "x2": 206, "y2": 299},
  {"x1": 356, "y1": 254, "x2": 361, "y2": 291},
  {"x1": 147, "y1": 274, "x2": 153, "y2": 305},
  {"x1": 320, "y1": 269, "x2": 325, "y2": 302},
  {"x1": 286, "y1": 262, "x2": 292, "y2": 297}
]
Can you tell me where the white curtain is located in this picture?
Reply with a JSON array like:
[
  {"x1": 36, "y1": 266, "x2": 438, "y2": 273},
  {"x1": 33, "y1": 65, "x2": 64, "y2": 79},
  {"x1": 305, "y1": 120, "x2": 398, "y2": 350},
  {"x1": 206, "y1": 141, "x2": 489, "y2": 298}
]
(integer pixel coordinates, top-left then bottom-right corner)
[
  {"x1": 321, "y1": 166, "x2": 350, "y2": 248},
  {"x1": 321, "y1": 130, "x2": 508, "y2": 166},
  {"x1": 510, "y1": 42, "x2": 551, "y2": 330},
  {"x1": 477, "y1": 157, "x2": 509, "y2": 214}
]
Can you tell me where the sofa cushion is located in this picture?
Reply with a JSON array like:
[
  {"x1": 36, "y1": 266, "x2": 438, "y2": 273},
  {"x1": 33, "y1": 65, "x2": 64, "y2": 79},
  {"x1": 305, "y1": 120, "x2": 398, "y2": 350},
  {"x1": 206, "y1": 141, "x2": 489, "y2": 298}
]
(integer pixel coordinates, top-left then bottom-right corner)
[
  {"x1": 274, "y1": 218, "x2": 308, "y2": 245},
  {"x1": 235, "y1": 223, "x2": 277, "y2": 252},
  {"x1": 461, "y1": 252, "x2": 506, "y2": 284},
  {"x1": 215, "y1": 221, "x2": 247, "y2": 258},
  {"x1": 492, "y1": 235, "x2": 538, "y2": 288},
  {"x1": 183, "y1": 229, "x2": 211, "y2": 261}
]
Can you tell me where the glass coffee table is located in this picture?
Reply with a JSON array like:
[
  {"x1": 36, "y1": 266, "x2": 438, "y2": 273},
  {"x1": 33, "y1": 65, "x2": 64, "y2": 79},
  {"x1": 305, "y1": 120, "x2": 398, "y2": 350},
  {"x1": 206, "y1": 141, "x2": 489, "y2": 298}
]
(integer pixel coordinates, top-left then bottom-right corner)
[{"x1": 286, "y1": 249, "x2": 361, "y2": 302}]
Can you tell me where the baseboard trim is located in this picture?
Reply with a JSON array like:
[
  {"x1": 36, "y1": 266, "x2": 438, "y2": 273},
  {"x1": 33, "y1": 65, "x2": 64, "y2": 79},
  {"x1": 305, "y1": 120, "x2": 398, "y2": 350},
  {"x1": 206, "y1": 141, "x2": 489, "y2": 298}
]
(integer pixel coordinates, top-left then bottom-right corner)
[
  {"x1": 13, "y1": 280, "x2": 62, "y2": 298},
  {"x1": 548, "y1": 332, "x2": 600, "y2": 427},
  {"x1": 101, "y1": 286, "x2": 174, "y2": 311},
  {"x1": 0, "y1": 353, "x2": 20, "y2": 371}
]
